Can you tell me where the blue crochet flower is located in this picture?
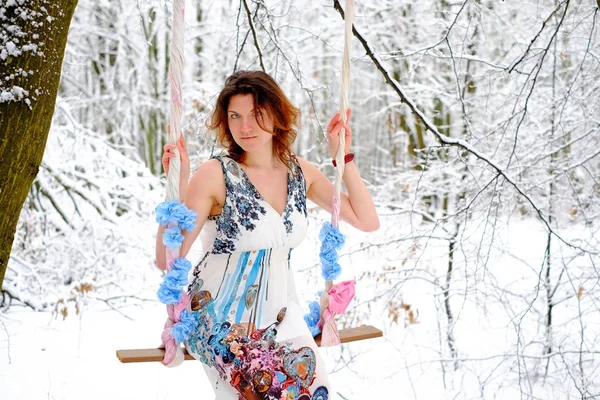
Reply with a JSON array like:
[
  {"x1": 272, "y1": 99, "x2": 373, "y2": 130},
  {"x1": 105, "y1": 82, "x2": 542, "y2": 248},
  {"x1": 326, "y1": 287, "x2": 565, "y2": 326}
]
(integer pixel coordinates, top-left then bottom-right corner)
[
  {"x1": 319, "y1": 248, "x2": 338, "y2": 267},
  {"x1": 156, "y1": 201, "x2": 197, "y2": 232},
  {"x1": 172, "y1": 205, "x2": 197, "y2": 232},
  {"x1": 304, "y1": 313, "x2": 321, "y2": 337},
  {"x1": 171, "y1": 257, "x2": 192, "y2": 273},
  {"x1": 155, "y1": 200, "x2": 182, "y2": 225},
  {"x1": 309, "y1": 300, "x2": 321, "y2": 316},
  {"x1": 163, "y1": 226, "x2": 184, "y2": 248},
  {"x1": 163, "y1": 268, "x2": 188, "y2": 289},
  {"x1": 157, "y1": 284, "x2": 182, "y2": 304},
  {"x1": 303, "y1": 300, "x2": 321, "y2": 337},
  {"x1": 308, "y1": 323, "x2": 321, "y2": 337},
  {"x1": 322, "y1": 260, "x2": 342, "y2": 281},
  {"x1": 172, "y1": 310, "x2": 197, "y2": 343},
  {"x1": 304, "y1": 311, "x2": 319, "y2": 326},
  {"x1": 319, "y1": 222, "x2": 345, "y2": 252}
]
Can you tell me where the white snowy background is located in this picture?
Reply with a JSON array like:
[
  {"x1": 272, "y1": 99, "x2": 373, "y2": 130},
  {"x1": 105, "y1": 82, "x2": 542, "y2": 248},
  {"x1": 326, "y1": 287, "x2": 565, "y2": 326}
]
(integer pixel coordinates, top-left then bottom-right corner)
[{"x1": 1, "y1": 0, "x2": 599, "y2": 399}]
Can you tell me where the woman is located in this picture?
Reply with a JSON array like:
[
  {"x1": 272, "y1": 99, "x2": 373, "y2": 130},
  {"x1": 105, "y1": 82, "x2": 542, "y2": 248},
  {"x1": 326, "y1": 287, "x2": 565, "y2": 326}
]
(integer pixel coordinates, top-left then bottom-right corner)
[{"x1": 157, "y1": 70, "x2": 379, "y2": 399}]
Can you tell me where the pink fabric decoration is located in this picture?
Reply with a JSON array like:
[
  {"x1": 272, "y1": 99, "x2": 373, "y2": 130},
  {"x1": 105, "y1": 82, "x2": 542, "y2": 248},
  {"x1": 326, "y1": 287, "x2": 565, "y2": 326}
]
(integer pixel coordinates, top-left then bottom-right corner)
[
  {"x1": 328, "y1": 280, "x2": 356, "y2": 314},
  {"x1": 161, "y1": 314, "x2": 177, "y2": 365},
  {"x1": 318, "y1": 280, "x2": 356, "y2": 346},
  {"x1": 161, "y1": 292, "x2": 190, "y2": 366},
  {"x1": 319, "y1": 317, "x2": 340, "y2": 347}
]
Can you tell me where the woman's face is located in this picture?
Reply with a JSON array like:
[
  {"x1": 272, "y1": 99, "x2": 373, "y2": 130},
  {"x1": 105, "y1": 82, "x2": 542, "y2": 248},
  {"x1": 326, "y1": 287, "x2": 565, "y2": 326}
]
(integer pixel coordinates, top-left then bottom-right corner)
[{"x1": 227, "y1": 94, "x2": 274, "y2": 153}]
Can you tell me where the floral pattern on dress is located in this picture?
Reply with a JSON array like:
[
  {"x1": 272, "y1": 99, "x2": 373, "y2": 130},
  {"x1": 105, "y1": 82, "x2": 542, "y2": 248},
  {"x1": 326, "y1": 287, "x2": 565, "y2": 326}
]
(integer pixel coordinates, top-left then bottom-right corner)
[
  {"x1": 187, "y1": 290, "x2": 328, "y2": 400},
  {"x1": 211, "y1": 155, "x2": 307, "y2": 249},
  {"x1": 210, "y1": 156, "x2": 267, "y2": 254},
  {"x1": 283, "y1": 160, "x2": 307, "y2": 233}
]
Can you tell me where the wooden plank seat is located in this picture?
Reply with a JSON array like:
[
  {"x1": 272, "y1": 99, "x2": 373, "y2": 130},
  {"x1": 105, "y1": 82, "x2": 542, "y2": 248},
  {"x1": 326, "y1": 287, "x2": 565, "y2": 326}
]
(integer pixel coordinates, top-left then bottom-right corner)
[{"x1": 116, "y1": 325, "x2": 383, "y2": 363}]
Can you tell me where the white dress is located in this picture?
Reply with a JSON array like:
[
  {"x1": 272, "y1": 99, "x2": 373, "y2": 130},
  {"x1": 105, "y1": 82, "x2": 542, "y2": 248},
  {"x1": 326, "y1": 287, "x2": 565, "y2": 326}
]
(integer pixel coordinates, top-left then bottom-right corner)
[{"x1": 184, "y1": 155, "x2": 331, "y2": 400}]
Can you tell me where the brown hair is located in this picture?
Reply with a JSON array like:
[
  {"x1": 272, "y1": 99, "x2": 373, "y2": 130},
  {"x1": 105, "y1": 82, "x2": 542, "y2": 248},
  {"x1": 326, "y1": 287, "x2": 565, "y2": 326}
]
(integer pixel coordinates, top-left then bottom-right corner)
[{"x1": 207, "y1": 70, "x2": 299, "y2": 167}]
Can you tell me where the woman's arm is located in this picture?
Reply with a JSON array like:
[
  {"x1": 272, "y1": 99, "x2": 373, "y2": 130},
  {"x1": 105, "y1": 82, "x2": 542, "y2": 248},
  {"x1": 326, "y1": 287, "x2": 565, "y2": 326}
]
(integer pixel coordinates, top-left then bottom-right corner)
[
  {"x1": 155, "y1": 157, "x2": 224, "y2": 270},
  {"x1": 298, "y1": 157, "x2": 379, "y2": 232},
  {"x1": 297, "y1": 109, "x2": 379, "y2": 232}
]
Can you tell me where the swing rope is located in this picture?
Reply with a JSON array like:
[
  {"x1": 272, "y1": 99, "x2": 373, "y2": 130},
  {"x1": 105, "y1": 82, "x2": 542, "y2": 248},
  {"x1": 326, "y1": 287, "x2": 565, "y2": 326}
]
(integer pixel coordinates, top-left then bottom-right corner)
[
  {"x1": 332, "y1": 0, "x2": 354, "y2": 215},
  {"x1": 165, "y1": 0, "x2": 185, "y2": 203},
  {"x1": 156, "y1": 0, "x2": 193, "y2": 368},
  {"x1": 311, "y1": 0, "x2": 356, "y2": 347}
]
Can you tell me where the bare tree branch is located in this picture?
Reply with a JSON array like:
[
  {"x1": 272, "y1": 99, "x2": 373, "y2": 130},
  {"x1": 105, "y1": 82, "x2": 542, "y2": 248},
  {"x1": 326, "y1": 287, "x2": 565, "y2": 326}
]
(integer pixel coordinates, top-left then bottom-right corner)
[
  {"x1": 508, "y1": 0, "x2": 569, "y2": 73},
  {"x1": 331, "y1": 0, "x2": 596, "y2": 256},
  {"x1": 242, "y1": 0, "x2": 266, "y2": 72}
]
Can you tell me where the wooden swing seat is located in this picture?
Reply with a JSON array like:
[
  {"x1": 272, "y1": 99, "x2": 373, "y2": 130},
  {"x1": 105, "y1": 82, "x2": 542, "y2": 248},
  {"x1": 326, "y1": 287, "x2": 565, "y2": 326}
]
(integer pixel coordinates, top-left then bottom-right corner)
[{"x1": 116, "y1": 324, "x2": 382, "y2": 363}]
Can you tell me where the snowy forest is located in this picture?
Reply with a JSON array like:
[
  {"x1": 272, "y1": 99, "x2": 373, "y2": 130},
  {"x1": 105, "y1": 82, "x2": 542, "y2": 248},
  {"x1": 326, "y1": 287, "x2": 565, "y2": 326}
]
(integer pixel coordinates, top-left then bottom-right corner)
[{"x1": 1, "y1": 0, "x2": 600, "y2": 399}]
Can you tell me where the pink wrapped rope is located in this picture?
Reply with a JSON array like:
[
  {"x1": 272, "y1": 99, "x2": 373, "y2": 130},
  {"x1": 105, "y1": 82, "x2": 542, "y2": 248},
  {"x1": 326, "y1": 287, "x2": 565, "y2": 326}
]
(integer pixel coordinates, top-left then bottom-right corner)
[
  {"x1": 319, "y1": 280, "x2": 356, "y2": 347},
  {"x1": 160, "y1": 311, "x2": 178, "y2": 365},
  {"x1": 159, "y1": 0, "x2": 187, "y2": 367},
  {"x1": 160, "y1": 291, "x2": 190, "y2": 367},
  {"x1": 331, "y1": 195, "x2": 341, "y2": 228}
]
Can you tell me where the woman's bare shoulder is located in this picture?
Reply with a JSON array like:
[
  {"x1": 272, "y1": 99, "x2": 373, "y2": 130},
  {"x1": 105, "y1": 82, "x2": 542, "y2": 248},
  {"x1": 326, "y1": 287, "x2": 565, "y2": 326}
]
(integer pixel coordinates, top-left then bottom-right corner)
[
  {"x1": 188, "y1": 158, "x2": 225, "y2": 195},
  {"x1": 296, "y1": 156, "x2": 321, "y2": 189},
  {"x1": 294, "y1": 155, "x2": 315, "y2": 171},
  {"x1": 294, "y1": 155, "x2": 318, "y2": 180},
  {"x1": 198, "y1": 157, "x2": 223, "y2": 173}
]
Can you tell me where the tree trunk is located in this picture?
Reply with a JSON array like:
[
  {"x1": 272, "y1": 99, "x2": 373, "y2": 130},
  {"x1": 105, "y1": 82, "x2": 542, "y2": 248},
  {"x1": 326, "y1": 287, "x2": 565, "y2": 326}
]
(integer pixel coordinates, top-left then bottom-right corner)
[{"x1": 0, "y1": 0, "x2": 78, "y2": 288}]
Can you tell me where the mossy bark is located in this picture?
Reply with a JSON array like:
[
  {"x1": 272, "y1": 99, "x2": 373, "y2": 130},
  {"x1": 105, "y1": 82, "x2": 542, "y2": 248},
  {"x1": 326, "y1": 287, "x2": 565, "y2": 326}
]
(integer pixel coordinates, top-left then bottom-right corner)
[{"x1": 0, "y1": 0, "x2": 78, "y2": 288}]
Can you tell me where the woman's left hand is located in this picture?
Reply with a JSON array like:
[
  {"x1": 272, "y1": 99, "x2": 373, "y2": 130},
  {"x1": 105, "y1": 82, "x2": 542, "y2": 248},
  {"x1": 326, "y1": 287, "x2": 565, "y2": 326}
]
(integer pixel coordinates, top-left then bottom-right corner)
[{"x1": 326, "y1": 108, "x2": 352, "y2": 159}]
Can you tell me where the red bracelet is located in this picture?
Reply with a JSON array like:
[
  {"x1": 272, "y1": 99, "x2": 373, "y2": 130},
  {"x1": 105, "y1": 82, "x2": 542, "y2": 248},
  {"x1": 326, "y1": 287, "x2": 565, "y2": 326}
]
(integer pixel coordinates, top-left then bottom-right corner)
[{"x1": 332, "y1": 153, "x2": 354, "y2": 167}]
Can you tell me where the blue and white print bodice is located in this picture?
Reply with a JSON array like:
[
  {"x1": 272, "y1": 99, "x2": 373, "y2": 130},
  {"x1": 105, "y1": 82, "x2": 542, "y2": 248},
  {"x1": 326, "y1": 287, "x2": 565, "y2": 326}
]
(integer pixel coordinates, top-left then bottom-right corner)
[
  {"x1": 199, "y1": 155, "x2": 308, "y2": 255},
  {"x1": 186, "y1": 155, "x2": 312, "y2": 341}
]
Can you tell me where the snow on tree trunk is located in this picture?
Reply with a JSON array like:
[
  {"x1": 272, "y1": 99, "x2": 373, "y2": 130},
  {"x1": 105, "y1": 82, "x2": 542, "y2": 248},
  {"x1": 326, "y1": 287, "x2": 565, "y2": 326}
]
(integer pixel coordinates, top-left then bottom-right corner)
[{"x1": 0, "y1": 0, "x2": 78, "y2": 288}]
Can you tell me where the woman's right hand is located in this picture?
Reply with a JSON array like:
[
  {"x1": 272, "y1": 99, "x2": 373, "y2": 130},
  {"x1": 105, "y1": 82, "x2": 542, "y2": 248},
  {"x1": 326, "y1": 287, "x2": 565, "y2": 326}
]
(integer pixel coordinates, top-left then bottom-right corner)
[
  {"x1": 162, "y1": 125, "x2": 190, "y2": 178},
  {"x1": 162, "y1": 125, "x2": 191, "y2": 201}
]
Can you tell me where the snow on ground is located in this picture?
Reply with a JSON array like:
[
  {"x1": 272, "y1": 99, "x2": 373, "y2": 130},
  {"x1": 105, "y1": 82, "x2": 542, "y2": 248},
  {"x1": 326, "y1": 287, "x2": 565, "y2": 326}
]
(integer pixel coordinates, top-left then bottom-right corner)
[{"x1": 1, "y1": 213, "x2": 598, "y2": 399}]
